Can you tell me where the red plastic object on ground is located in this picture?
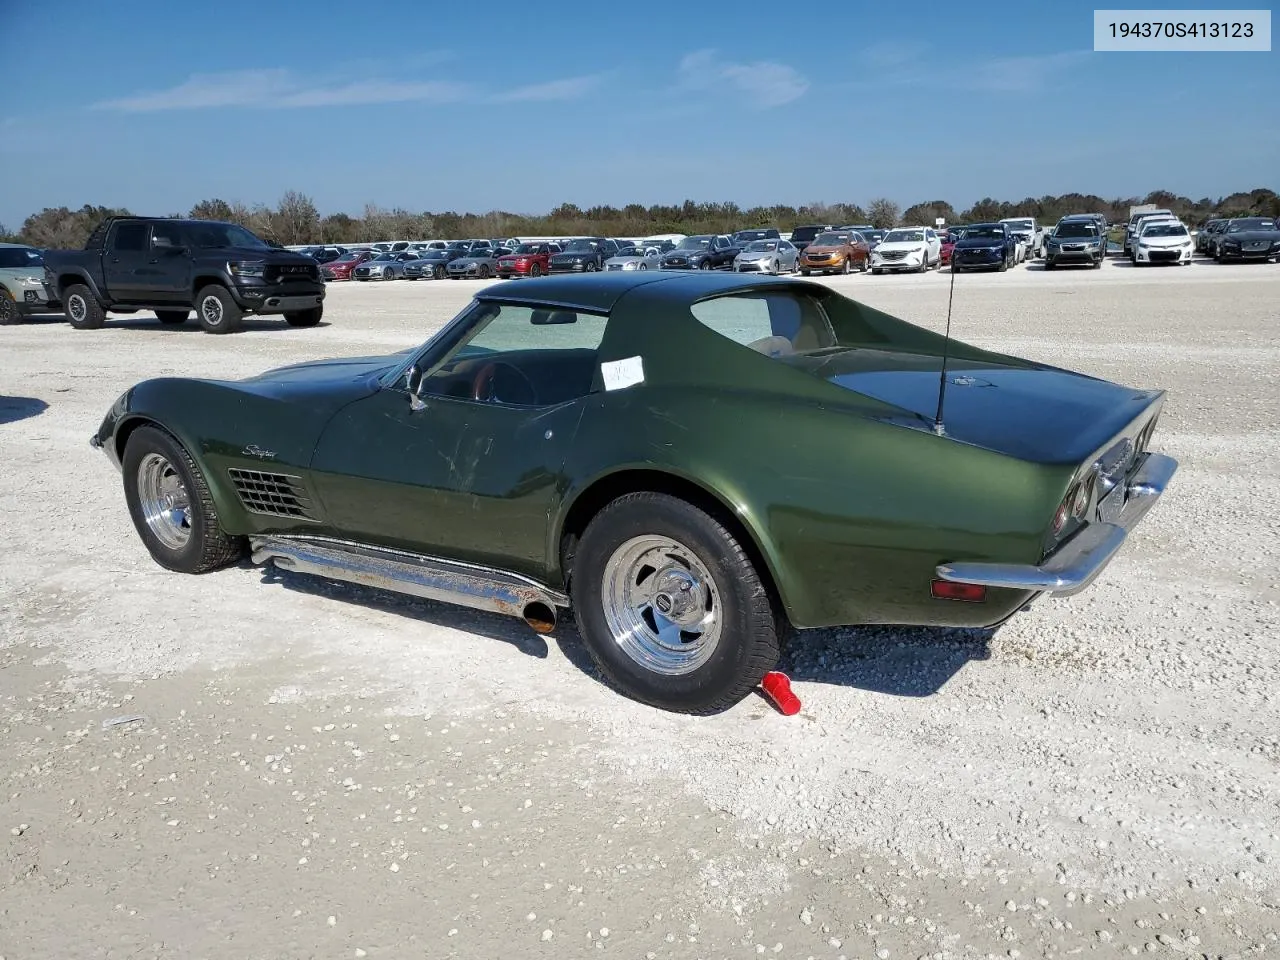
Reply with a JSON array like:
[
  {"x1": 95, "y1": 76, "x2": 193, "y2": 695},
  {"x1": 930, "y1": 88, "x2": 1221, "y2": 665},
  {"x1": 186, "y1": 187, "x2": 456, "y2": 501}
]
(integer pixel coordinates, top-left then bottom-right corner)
[{"x1": 761, "y1": 671, "x2": 801, "y2": 715}]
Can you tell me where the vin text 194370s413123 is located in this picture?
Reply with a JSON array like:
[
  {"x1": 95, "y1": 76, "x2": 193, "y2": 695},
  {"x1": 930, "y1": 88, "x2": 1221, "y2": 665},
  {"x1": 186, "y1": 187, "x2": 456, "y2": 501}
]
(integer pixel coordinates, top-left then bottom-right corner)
[{"x1": 90, "y1": 272, "x2": 1177, "y2": 714}]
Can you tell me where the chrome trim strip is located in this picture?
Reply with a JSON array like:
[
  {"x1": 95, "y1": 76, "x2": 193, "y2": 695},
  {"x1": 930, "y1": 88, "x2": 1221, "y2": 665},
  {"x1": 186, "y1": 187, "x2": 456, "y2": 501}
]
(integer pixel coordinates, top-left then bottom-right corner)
[
  {"x1": 936, "y1": 452, "x2": 1177, "y2": 596},
  {"x1": 249, "y1": 534, "x2": 569, "y2": 616}
]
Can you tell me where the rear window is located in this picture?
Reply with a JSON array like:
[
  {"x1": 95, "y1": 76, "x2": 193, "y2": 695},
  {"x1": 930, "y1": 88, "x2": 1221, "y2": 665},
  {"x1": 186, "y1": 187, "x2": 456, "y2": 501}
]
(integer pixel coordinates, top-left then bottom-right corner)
[{"x1": 690, "y1": 292, "x2": 837, "y2": 356}]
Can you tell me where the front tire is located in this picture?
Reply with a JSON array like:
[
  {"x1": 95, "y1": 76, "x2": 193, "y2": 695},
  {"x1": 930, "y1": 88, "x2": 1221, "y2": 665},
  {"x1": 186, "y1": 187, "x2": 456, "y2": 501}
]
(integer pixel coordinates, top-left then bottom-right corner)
[
  {"x1": 572, "y1": 492, "x2": 781, "y2": 715},
  {"x1": 156, "y1": 309, "x2": 188, "y2": 325},
  {"x1": 0, "y1": 289, "x2": 18, "y2": 325},
  {"x1": 284, "y1": 306, "x2": 323, "y2": 327},
  {"x1": 122, "y1": 425, "x2": 246, "y2": 574},
  {"x1": 64, "y1": 283, "x2": 106, "y2": 330},
  {"x1": 196, "y1": 285, "x2": 243, "y2": 334}
]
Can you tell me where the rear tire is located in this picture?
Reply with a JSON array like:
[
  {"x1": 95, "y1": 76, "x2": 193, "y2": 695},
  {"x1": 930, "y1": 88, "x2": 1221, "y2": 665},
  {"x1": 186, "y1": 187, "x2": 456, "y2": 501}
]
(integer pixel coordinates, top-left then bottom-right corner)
[
  {"x1": 64, "y1": 283, "x2": 106, "y2": 330},
  {"x1": 571, "y1": 492, "x2": 781, "y2": 715},
  {"x1": 195, "y1": 285, "x2": 243, "y2": 334},
  {"x1": 284, "y1": 306, "x2": 323, "y2": 327},
  {"x1": 121, "y1": 425, "x2": 246, "y2": 574},
  {"x1": 156, "y1": 310, "x2": 188, "y2": 325}
]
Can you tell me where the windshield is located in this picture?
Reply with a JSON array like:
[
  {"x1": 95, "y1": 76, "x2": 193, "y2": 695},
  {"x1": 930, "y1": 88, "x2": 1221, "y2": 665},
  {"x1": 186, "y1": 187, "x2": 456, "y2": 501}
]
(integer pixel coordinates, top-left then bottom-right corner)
[
  {"x1": 1055, "y1": 222, "x2": 1100, "y2": 239},
  {"x1": 812, "y1": 232, "x2": 853, "y2": 246},
  {"x1": 188, "y1": 223, "x2": 272, "y2": 249},
  {"x1": 446, "y1": 242, "x2": 470, "y2": 251},
  {"x1": 1002, "y1": 219, "x2": 1034, "y2": 230},
  {"x1": 423, "y1": 251, "x2": 450, "y2": 260},
  {"x1": 883, "y1": 229, "x2": 925, "y2": 243},
  {"x1": 675, "y1": 236, "x2": 712, "y2": 250},
  {"x1": 790, "y1": 226, "x2": 824, "y2": 242},
  {"x1": 563, "y1": 239, "x2": 599, "y2": 253},
  {"x1": 1226, "y1": 218, "x2": 1276, "y2": 232},
  {"x1": 1142, "y1": 224, "x2": 1188, "y2": 238},
  {"x1": 371, "y1": 253, "x2": 395, "y2": 261},
  {"x1": 0, "y1": 246, "x2": 43, "y2": 268},
  {"x1": 333, "y1": 251, "x2": 365, "y2": 262},
  {"x1": 963, "y1": 224, "x2": 1005, "y2": 240},
  {"x1": 745, "y1": 240, "x2": 779, "y2": 252},
  {"x1": 863, "y1": 229, "x2": 886, "y2": 242},
  {"x1": 733, "y1": 230, "x2": 772, "y2": 242},
  {"x1": 512, "y1": 243, "x2": 541, "y2": 254}
]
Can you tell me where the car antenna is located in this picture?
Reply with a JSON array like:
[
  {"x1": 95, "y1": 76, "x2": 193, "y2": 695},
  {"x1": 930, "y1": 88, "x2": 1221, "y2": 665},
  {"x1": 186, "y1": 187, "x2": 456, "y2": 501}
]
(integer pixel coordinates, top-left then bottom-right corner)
[{"x1": 932, "y1": 246, "x2": 958, "y2": 436}]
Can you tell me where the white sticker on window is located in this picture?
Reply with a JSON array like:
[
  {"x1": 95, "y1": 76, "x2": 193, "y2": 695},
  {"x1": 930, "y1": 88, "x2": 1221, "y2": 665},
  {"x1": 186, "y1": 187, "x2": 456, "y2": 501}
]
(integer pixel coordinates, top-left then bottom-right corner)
[{"x1": 601, "y1": 356, "x2": 645, "y2": 391}]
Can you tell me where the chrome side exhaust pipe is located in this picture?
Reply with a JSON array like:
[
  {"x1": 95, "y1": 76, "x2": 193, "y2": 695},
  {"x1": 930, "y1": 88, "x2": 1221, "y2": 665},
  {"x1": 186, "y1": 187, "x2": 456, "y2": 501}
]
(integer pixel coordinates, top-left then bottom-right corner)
[
  {"x1": 521, "y1": 601, "x2": 557, "y2": 634},
  {"x1": 250, "y1": 535, "x2": 566, "y2": 630}
]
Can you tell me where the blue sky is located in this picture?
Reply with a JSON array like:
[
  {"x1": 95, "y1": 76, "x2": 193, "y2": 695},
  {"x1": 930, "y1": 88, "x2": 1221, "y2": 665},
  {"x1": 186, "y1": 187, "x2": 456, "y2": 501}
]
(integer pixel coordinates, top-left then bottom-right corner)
[{"x1": 3, "y1": 1, "x2": 1276, "y2": 228}]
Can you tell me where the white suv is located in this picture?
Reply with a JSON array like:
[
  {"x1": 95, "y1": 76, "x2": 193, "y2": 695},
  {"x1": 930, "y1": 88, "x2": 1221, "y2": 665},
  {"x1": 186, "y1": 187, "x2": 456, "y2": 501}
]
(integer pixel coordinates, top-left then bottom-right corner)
[{"x1": 868, "y1": 226, "x2": 942, "y2": 273}]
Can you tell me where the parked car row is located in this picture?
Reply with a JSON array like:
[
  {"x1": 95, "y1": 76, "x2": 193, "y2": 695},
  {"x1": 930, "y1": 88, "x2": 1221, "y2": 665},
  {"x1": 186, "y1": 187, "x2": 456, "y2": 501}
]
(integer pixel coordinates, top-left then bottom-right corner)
[{"x1": 1193, "y1": 216, "x2": 1280, "y2": 262}]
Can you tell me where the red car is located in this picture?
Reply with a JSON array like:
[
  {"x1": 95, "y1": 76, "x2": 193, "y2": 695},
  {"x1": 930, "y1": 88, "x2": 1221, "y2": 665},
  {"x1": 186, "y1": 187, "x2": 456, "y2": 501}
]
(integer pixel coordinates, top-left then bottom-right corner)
[
  {"x1": 495, "y1": 242, "x2": 560, "y2": 278},
  {"x1": 321, "y1": 249, "x2": 377, "y2": 281},
  {"x1": 940, "y1": 233, "x2": 958, "y2": 267}
]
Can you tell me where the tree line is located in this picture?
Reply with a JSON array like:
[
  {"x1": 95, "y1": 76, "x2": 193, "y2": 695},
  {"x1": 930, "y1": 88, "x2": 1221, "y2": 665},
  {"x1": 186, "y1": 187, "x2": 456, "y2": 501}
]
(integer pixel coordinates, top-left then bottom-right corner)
[{"x1": 4, "y1": 188, "x2": 1277, "y2": 250}]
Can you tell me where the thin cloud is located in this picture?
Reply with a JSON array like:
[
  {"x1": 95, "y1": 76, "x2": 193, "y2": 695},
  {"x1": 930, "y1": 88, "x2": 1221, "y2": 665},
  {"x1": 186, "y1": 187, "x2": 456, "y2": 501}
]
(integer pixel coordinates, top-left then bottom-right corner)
[
  {"x1": 279, "y1": 79, "x2": 471, "y2": 108},
  {"x1": 92, "y1": 68, "x2": 595, "y2": 112},
  {"x1": 676, "y1": 49, "x2": 809, "y2": 108},
  {"x1": 967, "y1": 50, "x2": 1091, "y2": 93},
  {"x1": 860, "y1": 41, "x2": 931, "y2": 69},
  {"x1": 490, "y1": 73, "x2": 607, "y2": 103}
]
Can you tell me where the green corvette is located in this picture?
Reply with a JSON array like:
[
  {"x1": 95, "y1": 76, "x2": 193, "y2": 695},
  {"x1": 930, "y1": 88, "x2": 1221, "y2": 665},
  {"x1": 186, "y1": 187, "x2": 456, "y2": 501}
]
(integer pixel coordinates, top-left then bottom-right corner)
[{"x1": 92, "y1": 272, "x2": 1176, "y2": 713}]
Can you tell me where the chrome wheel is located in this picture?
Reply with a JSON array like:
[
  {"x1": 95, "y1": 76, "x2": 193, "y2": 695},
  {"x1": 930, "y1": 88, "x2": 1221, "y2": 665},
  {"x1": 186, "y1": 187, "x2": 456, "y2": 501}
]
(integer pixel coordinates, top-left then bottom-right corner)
[
  {"x1": 200, "y1": 294, "x2": 223, "y2": 327},
  {"x1": 136, "y1": 452, "x2": 192, "y2": 550},
  {"x1": 601, "y1": 534, "x2": 722, "y2": 676},
  {"x1": 67, "y1": 293, "x2": 87, "y2": 323}
]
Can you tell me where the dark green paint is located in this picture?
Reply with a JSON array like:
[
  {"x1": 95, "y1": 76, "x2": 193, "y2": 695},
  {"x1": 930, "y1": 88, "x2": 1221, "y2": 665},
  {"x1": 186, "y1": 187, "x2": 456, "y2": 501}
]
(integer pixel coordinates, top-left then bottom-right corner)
[{"x1": 97, "y1": 273, "x2": 1165, "y2": 631}]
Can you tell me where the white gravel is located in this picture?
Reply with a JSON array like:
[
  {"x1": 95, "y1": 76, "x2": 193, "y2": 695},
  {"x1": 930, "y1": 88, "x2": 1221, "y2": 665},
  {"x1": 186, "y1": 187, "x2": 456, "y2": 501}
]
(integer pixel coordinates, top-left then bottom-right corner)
[{"x1": 2, "y1": 259, "x2": 1278, "y2": 956}]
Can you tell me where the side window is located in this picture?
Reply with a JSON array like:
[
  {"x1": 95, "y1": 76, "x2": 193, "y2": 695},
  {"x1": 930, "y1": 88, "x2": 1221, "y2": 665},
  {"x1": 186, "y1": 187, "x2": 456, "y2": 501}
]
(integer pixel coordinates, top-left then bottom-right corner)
[
  {"x1": 690, "y1": 292, "x2": 836, "y2": 356},
  {"x1": 150, "y1": 223, "x2": 183, "y2": 248},
  {"x1": 419, "y1": 303, "x2": 610, "y2": 407},
  {"x1": 111, "y1": 223, "x2": 148, "y2": 252}
]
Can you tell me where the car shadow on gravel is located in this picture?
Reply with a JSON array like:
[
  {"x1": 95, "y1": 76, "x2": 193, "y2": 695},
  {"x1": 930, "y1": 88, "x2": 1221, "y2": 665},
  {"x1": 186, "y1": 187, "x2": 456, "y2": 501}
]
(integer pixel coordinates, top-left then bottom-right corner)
[
  {"x1": 779, "y1": 624, "x2": 993, "y2": 697},
  {"x1": 101, "y1": 317, "x2": 333, "y2": 332},
  {"x1": 0, "y1": 395, "x2": 49, "y2": 425},
  {"x1": 254, "y1": 564, "x2": 597, "y2": 673}
]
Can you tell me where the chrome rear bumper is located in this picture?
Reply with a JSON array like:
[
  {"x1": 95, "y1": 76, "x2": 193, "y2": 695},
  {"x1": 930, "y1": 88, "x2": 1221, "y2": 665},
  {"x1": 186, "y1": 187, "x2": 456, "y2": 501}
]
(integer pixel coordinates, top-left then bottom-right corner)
[{"x1": 935, "y1": 452, "x2": 1177, "y2": 596}]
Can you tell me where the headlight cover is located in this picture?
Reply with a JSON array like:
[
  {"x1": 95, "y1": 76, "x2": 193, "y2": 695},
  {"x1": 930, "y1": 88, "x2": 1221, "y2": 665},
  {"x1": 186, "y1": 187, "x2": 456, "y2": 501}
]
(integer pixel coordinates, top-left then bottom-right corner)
[{"x1": 228, "y1": 260, "x2": 265, "y2": 277}]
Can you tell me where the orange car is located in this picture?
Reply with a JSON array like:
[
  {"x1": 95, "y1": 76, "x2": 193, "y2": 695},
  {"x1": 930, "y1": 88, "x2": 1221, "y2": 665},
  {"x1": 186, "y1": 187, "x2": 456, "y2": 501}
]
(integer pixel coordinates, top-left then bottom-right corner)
[{"x1": 798, "y1": 229, "x2": 870, "y2": 275}]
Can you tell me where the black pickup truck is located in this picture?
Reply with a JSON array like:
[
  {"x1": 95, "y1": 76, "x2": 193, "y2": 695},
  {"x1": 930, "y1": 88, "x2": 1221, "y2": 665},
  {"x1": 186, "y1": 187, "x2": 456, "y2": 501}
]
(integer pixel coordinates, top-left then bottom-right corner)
[{"x1": 43, "y1": 217, "x2": 326, "y2": 333}]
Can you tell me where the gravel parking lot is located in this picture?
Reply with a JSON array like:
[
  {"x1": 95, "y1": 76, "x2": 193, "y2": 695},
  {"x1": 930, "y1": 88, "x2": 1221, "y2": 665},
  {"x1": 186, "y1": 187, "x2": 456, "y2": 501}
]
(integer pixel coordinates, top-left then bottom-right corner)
[{"x1": 3, "y1": 261, "x2": 1278, "y2": 958}]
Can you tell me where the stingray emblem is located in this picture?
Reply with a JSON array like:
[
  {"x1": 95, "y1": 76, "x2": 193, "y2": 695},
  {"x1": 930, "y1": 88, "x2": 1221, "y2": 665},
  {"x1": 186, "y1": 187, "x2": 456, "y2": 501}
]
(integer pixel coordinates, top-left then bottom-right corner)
[{"x1": 242, "y1": 444, "x2": 277, "y2": 460}]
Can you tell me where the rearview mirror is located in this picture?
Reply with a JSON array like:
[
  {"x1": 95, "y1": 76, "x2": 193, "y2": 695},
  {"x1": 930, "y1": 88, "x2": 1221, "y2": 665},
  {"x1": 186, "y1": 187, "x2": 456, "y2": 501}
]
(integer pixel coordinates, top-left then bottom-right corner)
[{"x1": 531, "y1": 309, "x2": 578, "y2": 325}]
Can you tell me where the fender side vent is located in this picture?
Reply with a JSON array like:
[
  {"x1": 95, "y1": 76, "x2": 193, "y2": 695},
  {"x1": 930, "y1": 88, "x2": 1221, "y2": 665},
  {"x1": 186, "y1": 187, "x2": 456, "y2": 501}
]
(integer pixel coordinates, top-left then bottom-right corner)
[{"x1": 228, "y1": 468, "x2": 319, "y2": 521}]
